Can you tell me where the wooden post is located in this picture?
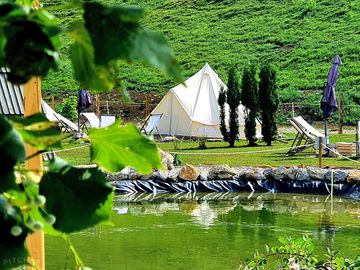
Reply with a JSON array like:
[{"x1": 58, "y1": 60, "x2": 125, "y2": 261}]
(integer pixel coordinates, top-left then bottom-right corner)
[
  {"x1": 338, "y1": 92, "x2": 343, "y2": 134},
  {"x1": 146, "y1": 94, "x2": 150, "y2": 117},
  {"x1": 318, "y1": 138, "x2": 323, "y2": 168},
  {"x1": 24, "y1": 77, "x2": 45, "y2": 270},
  {"x1": 106, "y1": 101, "x2": 109, "y2": 115},
  {"x1": 95, "y1": 94, "x2": 100, "y2": 118},
  {"x1": 51, "y1": 96, "x2": 55, "y2": 110}
]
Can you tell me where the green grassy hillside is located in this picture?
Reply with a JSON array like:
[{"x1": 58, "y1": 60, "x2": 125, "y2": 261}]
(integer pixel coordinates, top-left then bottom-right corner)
[{"x1": 43, "y1": 0, "x2": 360, "y2": 103}]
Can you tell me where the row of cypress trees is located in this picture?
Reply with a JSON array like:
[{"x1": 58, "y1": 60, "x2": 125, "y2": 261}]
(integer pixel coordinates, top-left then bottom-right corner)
[{"x1": 218, "y1": 64, "x2": 279, "y2": 147}]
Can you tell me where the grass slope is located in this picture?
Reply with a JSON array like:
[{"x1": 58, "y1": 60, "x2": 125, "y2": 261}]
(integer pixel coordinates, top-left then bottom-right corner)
[{"x1": 42, "y1": 0, "x2": 360, "y2": 102}]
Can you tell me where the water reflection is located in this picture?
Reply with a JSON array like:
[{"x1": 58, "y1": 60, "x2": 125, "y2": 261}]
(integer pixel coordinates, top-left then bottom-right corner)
[
  {"x1": 115, "y1": 192, "x2": 360, "y2": 220},
  {"x1": 46, "y1": 192, "x2": 360, "y2": 270},
  {"x1": 115, "y1": 192, "x2": 360, "y2": 249}
]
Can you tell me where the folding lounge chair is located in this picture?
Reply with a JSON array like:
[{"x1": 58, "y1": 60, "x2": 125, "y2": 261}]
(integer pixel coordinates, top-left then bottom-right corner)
[
  {"x1": 80, "y1": 112, "x2": 100, "y2": 132},
  {"x1": 287, "y1": 116, "x2": 325, "y2": 155},
  {"x1": 42, "y1": 150, "x2": 57, "y2": 162},
  {"x1": 140, "y1": 113, "x2": 163, "y2": 136},
  {"x1": 42, "y1": 101, "x2": 79, "y2": 134},
  {"x1": 100, "y1": 114, "x2": 116, "y2": 128},
  {"x1": 53, "y1": 113, "x2": 79, "y2": 134}
]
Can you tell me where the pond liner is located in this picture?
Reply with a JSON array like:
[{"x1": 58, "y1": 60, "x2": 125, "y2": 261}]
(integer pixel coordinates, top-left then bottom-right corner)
[{"x1": 113, "y1": 179, "x2": 360, "y2": 200}]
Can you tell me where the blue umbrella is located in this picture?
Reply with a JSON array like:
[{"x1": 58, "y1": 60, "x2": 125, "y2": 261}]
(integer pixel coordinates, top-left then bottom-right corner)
[{"x1": 321, "y1": 55, "x2": 342, "y2": 139}]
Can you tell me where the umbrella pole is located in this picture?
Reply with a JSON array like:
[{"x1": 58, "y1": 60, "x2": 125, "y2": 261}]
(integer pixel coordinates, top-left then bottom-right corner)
[
  {"x1": 324, "y1": 118, "x2": 328, "y2": 139},
  {"x1": 324, "y1": 118, "x2": 328, "y2": 156}
]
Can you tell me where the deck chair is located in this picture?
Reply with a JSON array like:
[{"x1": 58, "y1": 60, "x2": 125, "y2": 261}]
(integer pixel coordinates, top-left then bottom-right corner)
[
  {"x1": 100, "y1": 114, "x2": 116, "y2": 127},
  {"x1": 287, "y1": 116, "x2": 325, "y2": 155},
  {"x1": 53, "y1": 113, "x2": 79, "y2": 134},
  {"x1": 80, "y1": 112, "x2": 100, "y2": 132},
  {"x1": 42, "y1": 150, "x2": 57, "y2": 162},
  {"x1": 42, "y1": 101, "x2": 79, "y2": 134},
  {"x1": 140, "y1": 113, "x2": 163, "y2": 136}
]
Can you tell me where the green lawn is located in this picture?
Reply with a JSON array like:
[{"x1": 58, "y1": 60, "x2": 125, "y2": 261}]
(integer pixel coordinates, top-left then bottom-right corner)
[{"x1": 56, "y1": 132, "x2": 360, "y2": 169}]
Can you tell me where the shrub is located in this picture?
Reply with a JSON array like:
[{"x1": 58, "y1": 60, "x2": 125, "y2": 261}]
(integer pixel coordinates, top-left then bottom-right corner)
[
  {"x1": 227, "y1": 66, "x2": 241, "y2": 147},
  {"x1": 240, "y1": 235, "x2": 360, "y2": 270},
  {"x1": 241, "y1": 65, "x2": 258, "y2": 146},
  {"x1": 218, "y1": 85, "x2": 228, "y2": 142},
  {"x1": 259, "y1": 64, "x2": 278, "y2": 146},
  {"x1": 56, "y1": 96, "x2": 78, "y2": 122}
]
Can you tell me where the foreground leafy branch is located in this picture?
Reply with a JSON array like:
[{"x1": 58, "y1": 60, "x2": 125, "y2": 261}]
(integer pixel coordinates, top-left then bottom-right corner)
[
  {"x1": 0, "y1": 0, "x2": 184, "y2": 269},
  {"x1": 240, "y1": 235, "x2": 360, "y2": 270},
  {"x1": 0, "y1": 0, "x2": 183, "y2": 90},
  {"x1": 0, "y1": 113, "x2": 164, "y2": 269}
]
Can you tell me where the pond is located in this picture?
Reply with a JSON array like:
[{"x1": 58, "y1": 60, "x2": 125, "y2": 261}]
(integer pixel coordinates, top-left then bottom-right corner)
[{"x1": 46, "y1": 192, "x2": 360, "y2": 269}]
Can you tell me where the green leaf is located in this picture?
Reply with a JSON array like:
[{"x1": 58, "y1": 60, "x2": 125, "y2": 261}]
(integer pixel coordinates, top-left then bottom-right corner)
[
  {"x1": 89, "y1": 122, "x2": 162, "y2": 173},
  {"x1": 278, "y1": 236, "x2": 287, "y2": 244},
  {"x1": 69, "y1": 23, "x2": 115, "y2": 91},
  {"x1": 0, "y1": 2, "x2": 60, "y2": 84},
  {"x1": 0, "y1": 116, "x2": 25, "y2": 192},
  {"x1": 83, "y1": 2, "x2": 143, "y2": 65},
  {"x1": 0, "y1": 195, "x2": 29, "y2": 270},
  {"x1": 11, "y1": 113, "x2": 64, "y2": 151},
  {"x1": 0, "y1": 170, "x2": 17, "y2": 193},
  {"x1": 0, "y1": 116, "x2": 25, "y2": 170},
  {"x1": 4, "y1": 18, "x2": 59, "y2": 84},
  {"x1": 39, "y1": 158, "x2": 114, "y2": 233},
  {"x1": 83, "y1": 2, "x2": 183, "y2": 83},
  {"x1": 0, "y1": 2, "x2": 27, "y2": 21},
  {"x1": 129, "y1": 30, "x2": 184, "y2": 83}
]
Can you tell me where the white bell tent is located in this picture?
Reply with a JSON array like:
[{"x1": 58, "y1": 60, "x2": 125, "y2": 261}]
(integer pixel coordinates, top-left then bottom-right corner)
[{"x1": 151, "y1": 63, "x2": 261, "y2": 139}]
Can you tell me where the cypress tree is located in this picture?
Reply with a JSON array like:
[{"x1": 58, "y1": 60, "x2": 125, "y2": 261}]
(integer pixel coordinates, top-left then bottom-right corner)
[
  {"x1": 259, "y1": 64, "x2": 278, "y2": 146},
  {"x1": 218, "y1": 85, "x2": 228, "y2": 142},
  {"x1": 241, "y1": 65, "x2": 258, "y2": 146},
  {"x1": 226, "y1": 66, "x2": 241, "y2": 147}
]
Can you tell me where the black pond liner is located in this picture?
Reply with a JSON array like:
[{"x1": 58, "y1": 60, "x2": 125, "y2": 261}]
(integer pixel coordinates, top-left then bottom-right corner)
[{"x1": 113, "y1": 179, "x2": 360, "y2": 200}]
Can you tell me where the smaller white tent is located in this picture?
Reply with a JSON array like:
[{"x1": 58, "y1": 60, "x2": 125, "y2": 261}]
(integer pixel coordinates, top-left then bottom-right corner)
[{"x1": 151, "y1": 63, "x2": 261, "y2": 139}]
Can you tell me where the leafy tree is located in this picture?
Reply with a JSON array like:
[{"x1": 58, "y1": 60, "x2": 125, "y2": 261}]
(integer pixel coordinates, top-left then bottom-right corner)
[
  {"x1": 226, "y1": 66, "x2": 241, "y2": 147},
  {"x1": 259, "y1": 64, "x2": 278, "y2": 146},
  {"x1": 218, "y1": 85, "x2": 228, "y2": 142},
  {"x1": 56, "y1": 96, "x2": 78, "y2": 121},
  {"x1": 0, "y1": 1, "x2": 182, "y2": 269},
  {"x1": 241, "y1": 65, "x2": 258, "y2": 146}
]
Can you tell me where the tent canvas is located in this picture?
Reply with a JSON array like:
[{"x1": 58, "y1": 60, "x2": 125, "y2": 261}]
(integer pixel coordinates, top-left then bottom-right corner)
[{"x1": 150, "y1": 63, "x2": 261, "y2": 139}]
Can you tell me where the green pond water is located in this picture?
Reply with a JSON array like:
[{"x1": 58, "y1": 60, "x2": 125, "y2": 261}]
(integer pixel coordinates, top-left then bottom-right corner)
[{"x1": 46, "y1": 192, "x2": 360, "y2": 270}]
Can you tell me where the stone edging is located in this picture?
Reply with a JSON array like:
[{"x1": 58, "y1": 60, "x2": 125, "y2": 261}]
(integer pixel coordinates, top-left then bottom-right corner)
[{"x1": 106, "y1": 164, "x2": 360, "y2": 185}]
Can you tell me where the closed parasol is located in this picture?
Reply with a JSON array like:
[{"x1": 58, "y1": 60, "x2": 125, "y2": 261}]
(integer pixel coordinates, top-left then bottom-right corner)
[{"x1": 321, "y1": 55, "x2": 342, "y2": 140}]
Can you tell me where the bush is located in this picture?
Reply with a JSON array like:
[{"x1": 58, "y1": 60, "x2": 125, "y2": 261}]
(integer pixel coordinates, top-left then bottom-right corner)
[
  {"x1": 55, "y1": 96, "x2": 78, "y2": 122},
  {"x1": 227, "y1": 66, "x2": 241, "y2": 147},
  {"x1": 241, "y1": 65, "x2": 258, "y2": 146},
  {"x1": 218, "y1": 86, "x2": 228, "y2": 142},
  {"x1": 241, "y1": 235, "x2": 360, "y2": 270},
  {"x1": 259, "y1": 64, "x2": 278, "y2": 146}
]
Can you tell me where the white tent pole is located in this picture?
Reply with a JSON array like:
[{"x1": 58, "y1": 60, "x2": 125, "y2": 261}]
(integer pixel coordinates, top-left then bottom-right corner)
[{"x1": 182, "y1": 120, "x2": 192, "y2": 140}]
